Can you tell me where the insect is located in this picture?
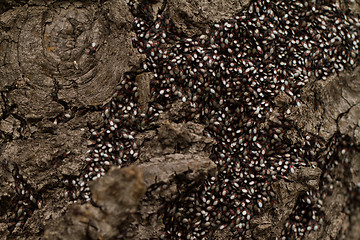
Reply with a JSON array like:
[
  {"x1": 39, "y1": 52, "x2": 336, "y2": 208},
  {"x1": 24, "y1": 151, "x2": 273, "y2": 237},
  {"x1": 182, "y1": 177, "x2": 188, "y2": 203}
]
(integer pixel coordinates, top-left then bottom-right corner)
[{"x1": 89, "y1": 42, "x2": 96, "y2": 54}]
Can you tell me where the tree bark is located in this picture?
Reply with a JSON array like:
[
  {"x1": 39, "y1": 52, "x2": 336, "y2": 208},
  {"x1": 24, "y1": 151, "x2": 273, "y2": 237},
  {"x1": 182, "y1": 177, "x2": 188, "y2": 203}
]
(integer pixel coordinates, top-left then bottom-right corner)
[{"x1": 0, "y1": 0, "x2": 359, "y2": 239}]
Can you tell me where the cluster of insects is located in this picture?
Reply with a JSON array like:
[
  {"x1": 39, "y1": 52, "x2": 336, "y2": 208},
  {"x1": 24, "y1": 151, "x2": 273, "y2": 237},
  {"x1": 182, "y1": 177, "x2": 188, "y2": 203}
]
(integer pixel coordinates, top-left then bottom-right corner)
[
  {"x1": 5, "y1": 0, "x2": 359, "y2": 239},
  {"x1": 125, "y1": 0, "x2": 359, "y2": 239}
]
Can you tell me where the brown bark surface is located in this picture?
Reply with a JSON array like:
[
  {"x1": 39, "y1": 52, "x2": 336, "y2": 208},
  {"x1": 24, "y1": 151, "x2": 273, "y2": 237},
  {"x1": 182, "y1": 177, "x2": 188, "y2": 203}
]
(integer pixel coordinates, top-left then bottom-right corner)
[{"x1": 0, "y1": 0, "x2": 359, "y2": 239}]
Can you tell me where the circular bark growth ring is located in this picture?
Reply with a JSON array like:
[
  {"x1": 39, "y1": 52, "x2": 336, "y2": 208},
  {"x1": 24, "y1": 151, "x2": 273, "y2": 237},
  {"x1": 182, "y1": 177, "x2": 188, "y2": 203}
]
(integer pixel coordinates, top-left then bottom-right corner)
[
  {"x1": 42, "y1": 4, "x2": 97, "y2": 67},
  {"x1": 12, "y1": 0, "x2": 142, "y2": 111}
]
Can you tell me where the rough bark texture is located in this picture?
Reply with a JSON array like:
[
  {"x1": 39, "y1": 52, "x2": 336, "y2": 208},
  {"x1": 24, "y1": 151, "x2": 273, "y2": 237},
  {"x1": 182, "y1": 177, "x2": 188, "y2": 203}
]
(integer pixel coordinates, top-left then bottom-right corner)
[{"x1": 0, "y1": 0, "x2": 359, "y2": 240}]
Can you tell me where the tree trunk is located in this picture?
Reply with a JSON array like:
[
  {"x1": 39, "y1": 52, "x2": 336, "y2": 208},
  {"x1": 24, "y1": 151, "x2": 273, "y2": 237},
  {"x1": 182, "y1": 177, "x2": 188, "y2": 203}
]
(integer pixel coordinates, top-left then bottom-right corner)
[{"x1": 0, "y1": 0, "x2": 359, "y2": 239}]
